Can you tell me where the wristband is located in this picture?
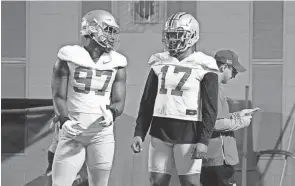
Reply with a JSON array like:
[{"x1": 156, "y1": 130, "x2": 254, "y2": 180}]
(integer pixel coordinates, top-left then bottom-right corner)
[
  {"x1": 109, "y1": 107, "x2": 119, "y2": 121},
  {"x1": 59, "y1": 117, "x2": 70, "y2": 129}
]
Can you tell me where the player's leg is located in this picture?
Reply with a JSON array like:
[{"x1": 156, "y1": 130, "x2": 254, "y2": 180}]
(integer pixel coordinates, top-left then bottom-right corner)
[
  {"x1": 200, "y1": 166, "x2": 218, "y2": 186},
  {"x1": 214, "y1": 164, "x2": 235, "y2": 186},
  {"x1": 200, "y1": 164, "x2": 235, "y2": 186},
  {"x1": 149, "y1": 136, "x2": 174, "y2": 186},
  {"x1": 86, "y1": 133, "x2": 115, "y2": 186},
  {"x1": 46, "y1": 116, "x2": 60, "y2": 174},
  {"x1": 48, "y1": 136, "x2": 88, "y2": 184},
  {"x1": 52, "y1": 132, "x2": 86, "y2": 186},
  {"x1": 76, "y1": 161, "x2": 88, "y2": 182},
  {"x1": 174, "y1": 143, "x2": 203, "y2": 186},
  {"x1": 46, "y1": 149, "x2": 56, "y2": 174}
]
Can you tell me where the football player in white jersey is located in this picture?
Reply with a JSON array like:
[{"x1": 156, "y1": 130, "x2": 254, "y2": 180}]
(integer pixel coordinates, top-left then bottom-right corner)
[
  {"x1": 46, "y1": 113, "x2": 88, "y2": 184},
  {"x1": 131, "y1": 12, "x2": 219, "y2": 186},
  {"x1": 51, "y1": 10, "x2": 127, "y2": 186}
]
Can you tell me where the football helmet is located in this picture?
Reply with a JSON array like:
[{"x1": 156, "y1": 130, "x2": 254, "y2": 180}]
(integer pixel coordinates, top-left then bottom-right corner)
[
  {"x1": 80, "y1": 10, "x2": 120, "y2": 51},
  {"x1": 162, "y1": 12, "x2": 200, "y2": 56}
]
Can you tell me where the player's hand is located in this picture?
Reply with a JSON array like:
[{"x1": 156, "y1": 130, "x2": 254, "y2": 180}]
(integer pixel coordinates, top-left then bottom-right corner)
[
  {"x1": 191, "y1": 143, "x2": 208, "y2": 159},
  {"x1": 131, "y1": 136, "x2": 143, "y2": 153},
  {"x1": 99, "y1": 105, "x2": 114, "y2": 127},
  {"x1": 238, "y1": 108, "x2": 260, "y2": 117},
  {"x1": 50, "y1": 115, "x2": 60, "y2": 131},
  {"x1": 240, "y1": 115, "x2": 253, "y2": 127},
  {"x1": 62, "y1": 120, "x2": 82, "y2": 137}
]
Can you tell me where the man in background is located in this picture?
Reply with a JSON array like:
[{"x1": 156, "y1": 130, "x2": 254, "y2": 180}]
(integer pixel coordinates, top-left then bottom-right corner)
[{"x1": 201, "y1": 50, "x2": 257, "y2": 186}]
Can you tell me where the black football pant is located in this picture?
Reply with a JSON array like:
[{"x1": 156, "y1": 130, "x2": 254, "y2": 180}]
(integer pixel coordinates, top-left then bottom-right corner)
[{"x1": 201, "y1": 163, "x2": 235, "y2": 186}]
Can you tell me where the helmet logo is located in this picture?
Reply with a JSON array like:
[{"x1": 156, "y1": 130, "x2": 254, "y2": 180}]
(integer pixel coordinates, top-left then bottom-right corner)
[
  {"x1": 82, "y1": 19, "x2": 87, "y2": 27},
  {"x1": 226, "y1": 60, "x2": 233, "y2": 65},
  {"x1": 93, "y1": 18, "x2": 98, "y2": 24},
  {"x1": 89, "y1": 26, "x2": 97, "y2": 33},
  {"x1": 81, "y1": 10, "x2": 120, "y2": 52}
]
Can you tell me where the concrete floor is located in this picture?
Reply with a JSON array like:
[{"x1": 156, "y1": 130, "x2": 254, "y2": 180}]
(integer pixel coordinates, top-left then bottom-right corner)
[{"x1": 2, "y1": 110, "x2": 293, "y2": 186}]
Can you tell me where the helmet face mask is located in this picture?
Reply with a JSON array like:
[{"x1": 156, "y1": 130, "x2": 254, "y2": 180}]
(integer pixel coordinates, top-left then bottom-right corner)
[
  {"x1": 80, "y1": 10, "x2": 120, "y2": 52},
  {"x1": 162, "y1": 28, "x2": 194, "y2": 56},
  {"x1": 88, "y1": 21, "x2": 120, "y2": 51},
  {"x1": 162, "y1": 12, "x2": 199, "y2": 57}
]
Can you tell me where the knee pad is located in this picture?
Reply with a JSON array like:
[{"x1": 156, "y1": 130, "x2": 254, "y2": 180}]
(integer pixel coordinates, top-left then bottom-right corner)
[{"x1": 87, "y1": 162, "x2": 113, "y2": 171}]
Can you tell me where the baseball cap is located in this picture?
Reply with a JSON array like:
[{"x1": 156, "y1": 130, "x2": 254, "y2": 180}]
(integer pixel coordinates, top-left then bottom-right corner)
[{"x1": 214, "y1": 50, "x2": 246, "y2": 72}]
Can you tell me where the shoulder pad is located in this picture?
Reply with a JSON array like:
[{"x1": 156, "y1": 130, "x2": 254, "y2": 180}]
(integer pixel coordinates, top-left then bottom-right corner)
[
  {"x1": 58, "y1": 45, "x2": 81, "y2": 61},
  {"x1": 109, "y1": 51, "x2": 128, "y2": 68},
  {"x1": 57, "y1": 45, "x2": 93, "y2": 68},
  {"x1": 192, "y1": 52, "x2": 219, "y2": 72},
  {"x1": 148, "y1": 52, "x2": 170, "y2": 66}
]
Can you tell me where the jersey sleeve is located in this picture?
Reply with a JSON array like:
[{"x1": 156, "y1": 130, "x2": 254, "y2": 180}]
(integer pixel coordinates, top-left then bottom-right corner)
[
  {"x1": 57, "y1": 45, "x2": 89, "y2": 67},
  {"x1": 134, "y1": 69, "x2": 158, "y2": 141},
  {"x1": 199, "y1": 72, "x2": 219, "y2": 145},
  {"x1": 112, "y1": 51, "x2": 128, "y2": 68},
  {"x1": 148, "y1": 54, "x2": 158, "y2": 66},
  {"x1": 147, "y1": 52, "x2": 169, "y2": 66},
  {"x1": 57, "y1": 45, "x2": 72, "y2": 61}
]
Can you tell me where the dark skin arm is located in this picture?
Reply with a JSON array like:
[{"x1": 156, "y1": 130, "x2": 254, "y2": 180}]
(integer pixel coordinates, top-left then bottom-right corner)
[
  {"x1": 51, "y1": 58, "x2": 70, "y2": 127},
  {"x1": 109, "y1": 67, "x2": 127, "y2": 119}
]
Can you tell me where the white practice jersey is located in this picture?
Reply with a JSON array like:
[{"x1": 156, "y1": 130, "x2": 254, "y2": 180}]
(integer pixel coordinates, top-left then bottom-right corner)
[
  {"x1": 57, "y1": 45, "x2": 127, "y2": 115},
  {"x1": 149, "y1": 51, "x2": 218, "y2": 121}
]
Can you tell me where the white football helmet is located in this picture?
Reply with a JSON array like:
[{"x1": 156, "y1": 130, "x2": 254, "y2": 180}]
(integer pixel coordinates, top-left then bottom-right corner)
[
  {"x1": 162, "y1": 12, "x2": 200, "y2": 56},
  {"x1": 80, "y1": 10, "x2": 120, "y2": 51}
]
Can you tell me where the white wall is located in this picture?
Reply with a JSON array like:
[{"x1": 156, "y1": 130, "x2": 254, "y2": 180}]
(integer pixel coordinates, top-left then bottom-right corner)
[
  {"x1": 197, "y1": 1, "x2": 251, "y2": 100},
  {"x1": 26, "y1": 1, "x2": 80, "y2": 99}
]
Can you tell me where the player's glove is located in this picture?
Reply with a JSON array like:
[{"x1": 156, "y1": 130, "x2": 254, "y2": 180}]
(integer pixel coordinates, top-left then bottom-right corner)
[
  {"x1": 62, "y1": 120, "x2": 82, "y2": 138},
  {"x1": 49, "y1": 115, "x2": 60, "y2": 132},
  {"x1": 98, "y1": 105, "x2": 114, "y2": 127}
]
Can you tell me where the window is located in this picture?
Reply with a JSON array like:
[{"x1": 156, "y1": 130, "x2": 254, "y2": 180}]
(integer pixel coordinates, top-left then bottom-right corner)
[
  {"x1": 252, "y1": 1, "x2": 284, "y2": 151},
  {"x1": 253, "y1": 1, "x2": 283, "y2": 60},
  {"x1": 1, "y1": 1, "x2": 26, "y2": 62},
  {"x1": 133, "y1": 1, "x2": 160, "y2": 24},
  {"x1": 111, "y1": 1, "x2": 166, "y2": 33}
]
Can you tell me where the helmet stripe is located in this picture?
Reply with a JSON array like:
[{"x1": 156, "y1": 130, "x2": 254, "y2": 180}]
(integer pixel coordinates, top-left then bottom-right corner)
[
  {"x1": 168, "y1": 13, "x2": 179, "y2": 27},
  {"x1": 169, "y1": 12, "x2": 187, "y2": 27},
  {"x1": 178, "y1": 12, "x2": 187, "y2": 19}
]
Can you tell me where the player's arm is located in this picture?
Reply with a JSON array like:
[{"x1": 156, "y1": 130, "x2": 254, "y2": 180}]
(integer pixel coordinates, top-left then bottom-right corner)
[
  {"x1": 51, "y1": 58, "x2": 70, "y2": 126},
  {"x1": 133, "y1": 69, "x2": 158, "y2": 141},
  {"x1": 109, "y1": 67, "x2": 127, "y2": 120},
  {"x1": 214, "y1": 114, "x2": 252, "y2": 132},
  {"x1": 199, "y1": 72, "x2": 219, "y2": 146}
]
